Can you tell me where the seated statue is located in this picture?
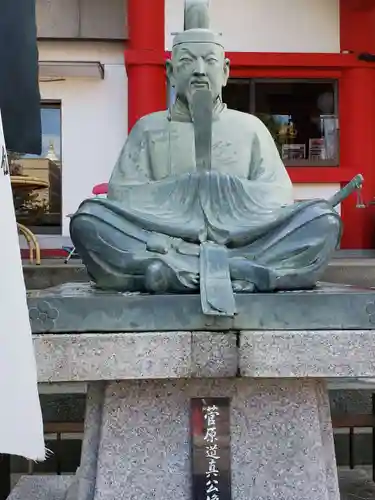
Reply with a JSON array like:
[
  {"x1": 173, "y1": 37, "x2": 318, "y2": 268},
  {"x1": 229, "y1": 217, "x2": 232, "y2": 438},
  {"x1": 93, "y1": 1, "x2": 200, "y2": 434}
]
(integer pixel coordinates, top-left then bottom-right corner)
[{"x1": 70, "y1": 0, "x2": 362, "y2": 316}]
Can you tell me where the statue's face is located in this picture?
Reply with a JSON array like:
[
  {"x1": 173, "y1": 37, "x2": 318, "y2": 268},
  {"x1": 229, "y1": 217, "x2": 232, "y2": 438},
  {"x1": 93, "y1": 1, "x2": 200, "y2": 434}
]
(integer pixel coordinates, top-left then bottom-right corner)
[{"x1": 167, "y1": 42, "x2": 230, "y2": 104}]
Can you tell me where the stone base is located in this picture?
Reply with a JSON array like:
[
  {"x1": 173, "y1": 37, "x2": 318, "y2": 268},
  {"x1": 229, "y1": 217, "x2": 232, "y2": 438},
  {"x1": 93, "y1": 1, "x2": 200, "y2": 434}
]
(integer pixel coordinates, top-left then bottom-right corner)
[
  {"x1": 33, "y1": 330, "x2": 375, "y2": 382},
  {"x1": 78, "y1": 379, "x2": 340, "y2": 500},
  {"x1": 27, "y1": 282, "x2": 375, "y2": 333},
  {"x1": 23, "y1": 279, "x2": 375, "y2": 500},
  {"x1": 7, "y1": 476, "x2": 74, "y2": 500}
]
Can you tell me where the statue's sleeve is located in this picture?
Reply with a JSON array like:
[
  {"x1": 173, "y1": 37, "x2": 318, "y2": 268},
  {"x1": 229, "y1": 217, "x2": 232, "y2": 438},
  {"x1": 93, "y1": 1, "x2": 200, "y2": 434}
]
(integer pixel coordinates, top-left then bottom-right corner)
[
  {"x1": 249, "y1": 119, "x2": 292, "y2": 185},
  {"x1": 107, "y1": 118, "x2": 152, "y2": 201},
  {"x1": 244, "y1": 117, "x2": 294, "y2": 207}
]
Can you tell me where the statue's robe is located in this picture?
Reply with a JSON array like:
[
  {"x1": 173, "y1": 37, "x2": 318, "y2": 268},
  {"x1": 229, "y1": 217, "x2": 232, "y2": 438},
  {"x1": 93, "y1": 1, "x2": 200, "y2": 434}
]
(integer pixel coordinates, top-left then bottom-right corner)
[{"x1": 70, "y1": 102, "x2": 341, "y2": 293}]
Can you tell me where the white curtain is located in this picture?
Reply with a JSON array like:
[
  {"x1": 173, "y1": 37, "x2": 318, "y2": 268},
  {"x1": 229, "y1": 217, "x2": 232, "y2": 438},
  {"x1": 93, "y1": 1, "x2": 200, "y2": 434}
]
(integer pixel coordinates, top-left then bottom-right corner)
[{"x1": 0, "y1": 111, "x2": 45, "y2": 460}]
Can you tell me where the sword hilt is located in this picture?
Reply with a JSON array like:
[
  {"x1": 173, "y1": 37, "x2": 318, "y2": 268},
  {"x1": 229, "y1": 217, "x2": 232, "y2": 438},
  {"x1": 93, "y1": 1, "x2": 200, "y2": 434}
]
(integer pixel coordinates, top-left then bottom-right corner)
[{"x1": 328, "y1": 174, "x2": 364, "y2": 207}]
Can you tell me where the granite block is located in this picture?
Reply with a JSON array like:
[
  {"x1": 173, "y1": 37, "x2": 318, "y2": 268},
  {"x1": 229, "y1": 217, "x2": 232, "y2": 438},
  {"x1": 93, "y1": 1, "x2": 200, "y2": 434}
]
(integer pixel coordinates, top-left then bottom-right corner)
[
  {"x1": 191, "y1": 332, "x2": 237, "y2": 377},
  {"x1": 33, "y1": 332, "x2": 237, "y2": 382},
  {"x1": 77, "y1": 383, "x2": 106, "y2": 500},
  {"x1": 7, "y1": 475, "x2": 73, "y2": 500},
  {"x1": 34, "y1": 329, "x2": 375, "y2": 382},
  {"x1": 316, "y1": 381, "x2": 341, "y2": 500},
  {"x1": 240, "y1": 330, "x2": 375, "y2": 377},
  {"x1": 34, "y1": 332, "x2": 191, "y2": 382},
  {"x1": 93, "y1": 379, "x2": 339, "y2": 500}
]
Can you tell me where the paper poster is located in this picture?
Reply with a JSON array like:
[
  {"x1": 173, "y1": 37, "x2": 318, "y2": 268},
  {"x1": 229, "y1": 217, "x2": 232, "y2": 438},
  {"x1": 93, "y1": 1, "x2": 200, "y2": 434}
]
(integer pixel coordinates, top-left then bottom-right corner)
[{"x1": 0, "y1": 110, "x2": 45, "y2": 460}]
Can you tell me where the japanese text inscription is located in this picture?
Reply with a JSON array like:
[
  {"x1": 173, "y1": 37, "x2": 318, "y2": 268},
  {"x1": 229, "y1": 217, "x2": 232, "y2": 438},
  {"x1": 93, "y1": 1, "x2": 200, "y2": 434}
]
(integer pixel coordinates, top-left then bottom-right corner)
[{"x1": 190, "y1": 398, "x2": 231, "y2": 500}]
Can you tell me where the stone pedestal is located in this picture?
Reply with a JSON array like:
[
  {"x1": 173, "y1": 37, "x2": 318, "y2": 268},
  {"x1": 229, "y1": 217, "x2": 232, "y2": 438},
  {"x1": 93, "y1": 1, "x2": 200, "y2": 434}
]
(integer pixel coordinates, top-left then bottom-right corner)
[
  {"x1": 7, "y1": 476, "x2": 74, "y2": 500},
  {"x1": 92, "y1": 378, "x2": 339, "y2": 500},
  {"x1": 9, "y1": 284, "x2": 375, "y2": 500}
]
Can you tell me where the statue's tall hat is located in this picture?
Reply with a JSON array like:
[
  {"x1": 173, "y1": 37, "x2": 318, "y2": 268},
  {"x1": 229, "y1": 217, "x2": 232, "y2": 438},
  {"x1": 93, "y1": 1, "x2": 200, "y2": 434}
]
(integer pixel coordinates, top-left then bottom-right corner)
[{"x1": 172, "y1": 0, "x2": 223, "y2": 48}]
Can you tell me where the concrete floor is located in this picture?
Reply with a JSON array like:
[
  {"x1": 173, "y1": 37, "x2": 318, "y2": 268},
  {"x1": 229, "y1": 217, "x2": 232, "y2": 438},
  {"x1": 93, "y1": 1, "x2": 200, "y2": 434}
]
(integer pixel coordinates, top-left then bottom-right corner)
[
  {"x1": 325, "y1": 259, "x2": 375, "y2": 288},
  {"x1": 339, "y1": 467, "x2": 375, "y2": 500}
]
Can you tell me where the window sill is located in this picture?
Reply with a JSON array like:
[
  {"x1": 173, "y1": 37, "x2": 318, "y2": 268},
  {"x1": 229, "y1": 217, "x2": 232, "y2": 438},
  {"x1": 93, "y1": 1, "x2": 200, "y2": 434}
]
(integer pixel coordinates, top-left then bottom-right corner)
[{"x1": 284, "y1": 160, "x2": 339, "y2": 167}]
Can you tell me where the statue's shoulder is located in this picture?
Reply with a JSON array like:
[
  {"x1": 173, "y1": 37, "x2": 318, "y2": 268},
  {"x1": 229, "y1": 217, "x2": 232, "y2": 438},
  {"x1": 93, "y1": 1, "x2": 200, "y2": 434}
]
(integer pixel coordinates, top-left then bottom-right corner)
[
  {"x1": 224, "y1": 108, "x2": 269, "y2": 133},
  {"x1": 133, "y1": 111, "x2": 169, "y2": 133}
]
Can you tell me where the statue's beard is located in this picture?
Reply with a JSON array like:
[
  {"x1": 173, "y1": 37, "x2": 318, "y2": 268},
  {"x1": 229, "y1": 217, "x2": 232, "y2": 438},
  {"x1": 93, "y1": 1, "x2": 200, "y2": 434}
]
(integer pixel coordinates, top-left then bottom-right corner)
[
  {"x1": 169, "y1": 95, "x2": 226, "y2": 122},
  {"x1": 177, "y1": 92, "x2": 222, "y2": 113},
  {"x1": 188, "y1": 89, "x2": 219, "y2": 103},
  {"x1": 176, "y1": 85, "x2": 219, "y2": 102}
]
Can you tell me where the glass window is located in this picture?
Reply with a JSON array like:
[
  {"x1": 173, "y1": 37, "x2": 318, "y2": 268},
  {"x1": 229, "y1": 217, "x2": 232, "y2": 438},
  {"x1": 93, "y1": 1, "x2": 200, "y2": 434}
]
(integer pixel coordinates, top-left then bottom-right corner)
[
  {"x1": 8, "y1": 102, "x2": 62, "y2": 234},
  {"x1": 223, "y1": 79, "x2": 339, "y2": 166},
  {"x1": 223, "y1": 79, "x2": 251, "y2": 114}
]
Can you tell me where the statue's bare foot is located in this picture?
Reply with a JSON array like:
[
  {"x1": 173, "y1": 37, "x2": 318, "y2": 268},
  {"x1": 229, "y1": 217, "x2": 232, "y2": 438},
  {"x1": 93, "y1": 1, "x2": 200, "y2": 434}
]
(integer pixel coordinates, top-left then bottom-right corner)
[
  {"x1": 144, "y1": 261, "x2": 199, "y2": 293},
  {"x1": 178, "y1": 271, "x2": 199, "y2": 289},
  {"x1": 232, "y1": 280, "x2": 255, "y2": 293},
  {"x1": 144, "y1": 261, "x2": 173, "y2": 293}
]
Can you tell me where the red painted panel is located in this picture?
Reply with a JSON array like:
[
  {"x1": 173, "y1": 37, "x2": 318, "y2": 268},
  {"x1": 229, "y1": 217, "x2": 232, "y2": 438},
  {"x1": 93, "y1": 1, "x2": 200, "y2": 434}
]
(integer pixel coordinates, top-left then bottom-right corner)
[
  {"x1": 126, "y1": 63, "x2": 166, "y2": 130},
  {"x1": 230, "y1": 69, "x2": 342, "y2": 79},
  {"x1": 226, "y1": 52, "x2": 364, "y2": 69},
  {"x1": 126, "y1": 0, "x2": 166, "y2": 131},
  {"x1": 128, "y1": 0, "x2": 164, "y2": 52},
  {"x1": 287, "y1": 168, "x2": 357, "y2": 184},
  {"x1": 339, "y1": 1, "x2": 375, "y2": 248}
]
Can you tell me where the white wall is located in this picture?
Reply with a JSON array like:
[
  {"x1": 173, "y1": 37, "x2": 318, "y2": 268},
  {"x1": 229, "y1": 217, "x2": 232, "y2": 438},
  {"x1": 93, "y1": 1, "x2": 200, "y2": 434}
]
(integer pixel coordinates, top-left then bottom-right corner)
[
  {"x1": 294, "y1": 183, "x2": 341, "y2": 214},
  {"x1": 166, "y1": 0, "x2": 340, "y2": 53},
  {"x1": 38, "y1": 41, "x2": 127, "y2": 237}
]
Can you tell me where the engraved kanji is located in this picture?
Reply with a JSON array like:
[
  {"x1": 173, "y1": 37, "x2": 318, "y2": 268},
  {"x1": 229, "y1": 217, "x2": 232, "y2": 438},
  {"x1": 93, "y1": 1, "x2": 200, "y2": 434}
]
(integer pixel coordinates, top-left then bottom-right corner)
[
  {"x1": 204, "y1": 427, "x2": 217, "y2": 443},
  {"x1": 206, "y1": 444, "x2": 220, "y2": 460}
]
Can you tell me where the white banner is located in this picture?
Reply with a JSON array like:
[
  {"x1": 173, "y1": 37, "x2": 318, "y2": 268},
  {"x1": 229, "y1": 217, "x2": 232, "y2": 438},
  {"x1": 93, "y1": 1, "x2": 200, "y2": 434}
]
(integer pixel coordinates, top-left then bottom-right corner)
[{"x1": 0, "y1": 110, "x2": 45, "y2": 460}]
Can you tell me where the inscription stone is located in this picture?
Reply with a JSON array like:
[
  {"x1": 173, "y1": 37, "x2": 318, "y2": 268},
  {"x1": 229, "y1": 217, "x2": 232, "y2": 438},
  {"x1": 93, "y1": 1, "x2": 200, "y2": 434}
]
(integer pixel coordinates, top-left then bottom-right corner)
[{"x1": 191, "y1": 398, "x2": 231, "y2": 500}]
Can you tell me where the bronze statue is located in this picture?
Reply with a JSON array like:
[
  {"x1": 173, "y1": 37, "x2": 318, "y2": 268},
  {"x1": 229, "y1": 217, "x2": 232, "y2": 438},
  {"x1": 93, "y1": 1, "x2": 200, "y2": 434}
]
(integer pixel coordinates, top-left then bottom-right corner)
[{"x1": 70, "y1": 0, "x2": 363, "y2": 316}]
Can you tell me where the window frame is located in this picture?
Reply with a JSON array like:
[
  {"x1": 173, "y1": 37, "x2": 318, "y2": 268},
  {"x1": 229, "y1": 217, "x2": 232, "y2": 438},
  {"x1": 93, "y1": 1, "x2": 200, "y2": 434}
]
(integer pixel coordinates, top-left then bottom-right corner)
[
  {"x1": 13, "y1": 100, "x2": 63, "y2": 235},
  {"x1": 224, "y1": 77, "x2": 340, "y2": 167}
]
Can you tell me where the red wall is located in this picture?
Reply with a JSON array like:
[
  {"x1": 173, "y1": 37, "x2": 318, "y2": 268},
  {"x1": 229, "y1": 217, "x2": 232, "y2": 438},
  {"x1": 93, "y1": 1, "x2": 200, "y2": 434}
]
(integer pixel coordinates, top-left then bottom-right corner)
[
  {"x1": 126, "y1": 0, "x2": 166, "y2": 131},
  {"x1": 339, "y1": 0, "x2": 375, "y2": 248}
]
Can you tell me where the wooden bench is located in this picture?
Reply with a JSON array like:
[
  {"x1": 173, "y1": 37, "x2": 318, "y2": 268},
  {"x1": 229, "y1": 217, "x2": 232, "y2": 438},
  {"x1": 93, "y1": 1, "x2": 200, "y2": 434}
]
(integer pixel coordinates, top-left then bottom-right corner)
[
  {"x1": 26, "y1": 422, "x2": 85, "y2": 476},
  {"x1": 44, "y1": 422, "x2": 84, "y2": 434}
]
